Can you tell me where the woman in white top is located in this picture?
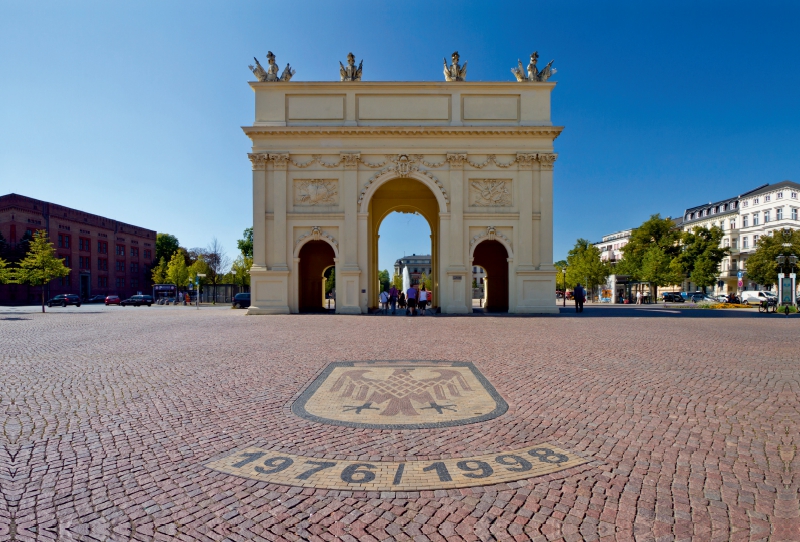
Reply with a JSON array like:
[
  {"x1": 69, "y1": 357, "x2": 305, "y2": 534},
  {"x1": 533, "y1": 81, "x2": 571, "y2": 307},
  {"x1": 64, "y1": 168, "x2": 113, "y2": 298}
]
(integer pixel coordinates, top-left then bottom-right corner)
[{"x1": 418, "y1": 286, "x2": 429, "y2": 315}]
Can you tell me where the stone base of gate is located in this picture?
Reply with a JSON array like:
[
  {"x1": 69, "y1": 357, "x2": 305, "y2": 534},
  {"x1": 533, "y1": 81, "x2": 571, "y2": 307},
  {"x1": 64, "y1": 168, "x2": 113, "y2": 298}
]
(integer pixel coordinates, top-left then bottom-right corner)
[
  {"x1": 511, "y1": 269, "x2": 559, "y2": 314},
  {"x1": 247, "y1": 268, "x2": 291, "y2": 315}
]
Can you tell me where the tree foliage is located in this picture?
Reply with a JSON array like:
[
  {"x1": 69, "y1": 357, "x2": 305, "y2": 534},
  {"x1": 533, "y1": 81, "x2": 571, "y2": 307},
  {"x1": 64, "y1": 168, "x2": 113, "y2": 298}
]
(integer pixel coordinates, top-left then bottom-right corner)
[
  {"x1": 565, "y1": 239, "x2": 609, "y2": 295},
  {"x1": 166, "y1": 251, "x2": 189, "y2": 288},
  {"x1": 150, "y1": 257, "x2": 168, "y2": 284},
  {"x1": 237, "y1": 227, "x2": 254, "y2": 259},
  {"x1": 671, "y1": 226, "x2": 728, "y2": 291},
  {"x1": 155, "y1": 233, "x2": 180, "y2": 265},
  {"x1": 391, "y1": 273, "x2": 403, "y2": 290},
  {"x1": 418, "y1": 271, "x2": 432, "y2": 292},
  {"x1": 378, "y1": 269, "x2": 391, "y2": 292},
  {"x1": 15, "y1": 230, "x2": 71, "y2": 312},
  {"x1": 744, "y1": 228, "x2": 800, "y2": 288}
]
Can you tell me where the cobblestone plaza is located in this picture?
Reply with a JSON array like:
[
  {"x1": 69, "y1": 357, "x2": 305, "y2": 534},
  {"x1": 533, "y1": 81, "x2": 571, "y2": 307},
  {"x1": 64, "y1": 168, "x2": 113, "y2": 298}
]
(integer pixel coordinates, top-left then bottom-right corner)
[{"x1": 2, "y1": 307, "x2": 798, "y2": 541}]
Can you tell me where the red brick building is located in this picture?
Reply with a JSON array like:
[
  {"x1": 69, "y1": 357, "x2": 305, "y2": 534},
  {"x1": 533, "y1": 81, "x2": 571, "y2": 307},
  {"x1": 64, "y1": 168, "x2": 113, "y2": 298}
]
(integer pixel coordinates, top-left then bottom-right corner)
[{"x1": 0, "y1": 193, "x2": 157, "y2": 304}]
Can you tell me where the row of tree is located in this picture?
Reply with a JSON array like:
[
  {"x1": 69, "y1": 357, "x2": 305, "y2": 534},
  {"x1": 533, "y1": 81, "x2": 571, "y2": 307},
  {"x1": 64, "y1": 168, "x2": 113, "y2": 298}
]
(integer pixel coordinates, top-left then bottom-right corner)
[
  {"x1": 0, "y1": 230, "x2": 71, "y2": 312},
  {"x1": 558, "y1": 214, "x2": 800, "y2": 299}
]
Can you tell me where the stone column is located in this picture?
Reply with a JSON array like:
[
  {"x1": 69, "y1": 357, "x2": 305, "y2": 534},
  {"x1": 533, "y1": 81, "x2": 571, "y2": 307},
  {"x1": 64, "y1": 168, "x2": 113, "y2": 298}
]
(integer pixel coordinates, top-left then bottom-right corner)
[
  {"x1": 269, "y1": 153, "x2": 290, "y2": 271},
  {"x1": 445, "y1": 153, "x2": 469, "y2": 313},
  {"x1": 339, "y1": 152, "x2": 363, "y2": 314},
  {"x1": 248, "y1": 153, "x2": 269, "y2": 268},
  {"x1": 516, "y1": 153, "x2": 536, "y2": 269},
  {"x1": 538, "y1": 153, "x2": 557, "y2": 270}
]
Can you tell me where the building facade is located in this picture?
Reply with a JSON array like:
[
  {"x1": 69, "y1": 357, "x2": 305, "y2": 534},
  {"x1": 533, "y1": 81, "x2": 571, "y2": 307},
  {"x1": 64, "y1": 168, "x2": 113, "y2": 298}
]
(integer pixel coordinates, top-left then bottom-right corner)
[
  {"x1": 680, "y1": 180, "x2": 800, "y2": 294},
  {"x1": 594, "y1": 229, "x2": 632, "y2": 263},
  {"x1": 0, "y1": 193, "x2": 156, "y2": 304},
  {"x1": 393, "y1": 254, "x2": 432, "y2": 286},
  {"x1": 245, "y1": 78, "x2": 562, "y2": 314}
]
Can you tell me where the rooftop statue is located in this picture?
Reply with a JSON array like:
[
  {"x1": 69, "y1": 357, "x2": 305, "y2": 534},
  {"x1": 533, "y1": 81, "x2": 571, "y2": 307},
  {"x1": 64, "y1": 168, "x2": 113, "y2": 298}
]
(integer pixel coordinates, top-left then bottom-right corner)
[
  {"x1": 249, "y1": 51, "x2": 295, "y2": 82},
  {"x1": 511, "y1": 51, "x2": 556, "y2": 82},
  {"x1": 443, "y1": 51, "x2": 467, "y2": 81},
  {"x1": 339, "y1": 52, "x2": 363, "y2": 82}
]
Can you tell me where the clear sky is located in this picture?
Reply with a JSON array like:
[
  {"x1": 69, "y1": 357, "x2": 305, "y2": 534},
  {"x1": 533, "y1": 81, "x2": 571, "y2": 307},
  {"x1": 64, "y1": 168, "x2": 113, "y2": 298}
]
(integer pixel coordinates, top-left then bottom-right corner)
[{"x1": 2, "y1": 1, "x2": 799, "y2": 271}]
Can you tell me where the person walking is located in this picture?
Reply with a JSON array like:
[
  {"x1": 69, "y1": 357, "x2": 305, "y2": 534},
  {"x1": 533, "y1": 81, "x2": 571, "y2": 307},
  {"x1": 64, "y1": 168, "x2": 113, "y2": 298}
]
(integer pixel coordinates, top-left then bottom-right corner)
[
  {"x1": 398, "y1": 292, "x2": 406, "y2": 311},
  {"x1": 418, "y1": 285, "x2": 428, "y2": 315},
  {"x1": 379, "y1": 288, "x2": 390, "y2": 314},
  {"x1": 574, "y1": 283, "x2": 586, "y2": 313},
  {"x1": 406, "y1": 285, "x2": 417, "y2": 316},
  {"x1": 389, "y1": 285, "x2": 398, "y2": 314},
  {"x1": 636, "y1": 290, "x2": 642, "y2": 305}
]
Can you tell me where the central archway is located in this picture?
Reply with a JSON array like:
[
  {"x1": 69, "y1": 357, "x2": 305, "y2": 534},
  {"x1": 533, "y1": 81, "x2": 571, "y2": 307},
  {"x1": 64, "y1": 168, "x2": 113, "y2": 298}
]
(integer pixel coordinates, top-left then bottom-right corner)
[{"x1": 367, "y1": 177, "x2": 441, "y2": 310}]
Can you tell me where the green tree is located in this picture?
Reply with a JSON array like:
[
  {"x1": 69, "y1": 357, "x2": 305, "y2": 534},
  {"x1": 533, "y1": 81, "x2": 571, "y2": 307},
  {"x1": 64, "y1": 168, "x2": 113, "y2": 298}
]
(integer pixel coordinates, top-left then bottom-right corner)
[
  {"x1": 378, "y1": 269, "x2": 391, "y2": 292},
  {"x1": 15, "y1": 230, "x2": 71, "y2": 313},
  {"x1": 419, "y1": 271, "x2": 432, "y2": 291},
  {"x1": 671, "y1": 226, "x2": 728, "y2": 292},
  {"x1": 617, "y1": 214, "x2": 682, "y2": 300},
  {"x1": 237, "y1": 227, "x2": 254, "y2": 259},
  {"x1": 640, "y1": 245, "x2": 682, "y2": 291},
  {"x1": 743, "y1": 228, "x2": 800, "y2": 288},
  {"x1": 565, "y1": 239, "x2": 610, "y2": 300},
  {"x1": 229, "y1": 255, "x2": 252, "y2": 288},
  {"x1": 155, "y1": 233, "x2": 180, "y2": 264},
  {"x1": 189, "y1": 256, "x2": 210, "y2": 286},
  {"x1": 0, "y1": 257, "x2": 11, "y2": 285},
  {"x1": 325, "y1": 268, "x2": 336, "y2": 295},
  {"x1": 166, "y1": 251, "x2": 189, "y2": 289},
  {"x1": 151, "y1": 257, "x2": 168, "y2": 284},
  {"x1": 391, "y1": 273, "x2": 403, "y2": 290}
]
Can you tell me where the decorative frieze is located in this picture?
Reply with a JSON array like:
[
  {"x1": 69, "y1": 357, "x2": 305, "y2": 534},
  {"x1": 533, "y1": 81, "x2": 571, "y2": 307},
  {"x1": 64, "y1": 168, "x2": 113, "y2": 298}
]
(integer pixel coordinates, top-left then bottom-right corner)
[
  {"x1": 294, "y1": 180, "x2": 338, "y2": 206},
  {"x1": 295, "y1": 226, "x2": 338, "y2": 249},
  {"x1": 470, "y1": 180, "x2": 512, "y2": 207}
]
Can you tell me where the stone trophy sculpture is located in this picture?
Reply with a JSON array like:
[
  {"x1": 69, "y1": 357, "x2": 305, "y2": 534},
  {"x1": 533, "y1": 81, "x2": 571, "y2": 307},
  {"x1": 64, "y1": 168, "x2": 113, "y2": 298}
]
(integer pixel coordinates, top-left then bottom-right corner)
[
  {"x1": 249, "y1": 51, "x2": 295, "y2": 82},
  {"x1": 443, "y1": 51, "x2": 467, "y2": 81},
  {"x1": 511, "y1": 51, "x2": 556, "y2": 82},
  {"x1": 339, "y1": 52, "x2": 363, "y2": 81}
]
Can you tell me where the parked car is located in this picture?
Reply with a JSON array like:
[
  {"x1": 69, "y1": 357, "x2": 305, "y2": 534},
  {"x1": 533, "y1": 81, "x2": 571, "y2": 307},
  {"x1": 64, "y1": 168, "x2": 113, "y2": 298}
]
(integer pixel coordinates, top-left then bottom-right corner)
[
  {"x1": 120, "y1": 295, "x2": 153, "y2": 307},
  {"x1": 689, "y1": 293, "x2": 718, "y2": 303},
  {"x1": 105, "y1": 295, "x2": 121, "y2": 305},
  {"x1": 661, "y1": 292, "x2": 684, "y2": 303},
  {"x1": 714, "y1": 294, "x2": 729, "y2": 303},
  {"x1": 232, "y1": 293, "x2": 251, "y2": 309},
  {"x1": 46, "y1": 294, "x2": 82, "y2": 307},
  {"x1": 741, "y1": 291, "x2": 777, "y2": 305},
  {"x1": 87, "y1": 295, "x2": 106, "y2": 303}
]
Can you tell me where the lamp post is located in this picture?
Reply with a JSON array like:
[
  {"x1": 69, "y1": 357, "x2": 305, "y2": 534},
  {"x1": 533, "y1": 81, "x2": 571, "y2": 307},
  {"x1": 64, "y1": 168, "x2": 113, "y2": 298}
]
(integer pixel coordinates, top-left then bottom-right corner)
[
  {"x1": 196, "y1": 273, "x2": 206, "y2": 309},
  {"x1": 776, "y1": 254, "x2": 797, "y2": 306},
  {"x1": 562, "y1": 268, "x2": 567, "y2": 308},
  {"x1": 232, "y1": 270, "x2": 237, "y2": 300}
]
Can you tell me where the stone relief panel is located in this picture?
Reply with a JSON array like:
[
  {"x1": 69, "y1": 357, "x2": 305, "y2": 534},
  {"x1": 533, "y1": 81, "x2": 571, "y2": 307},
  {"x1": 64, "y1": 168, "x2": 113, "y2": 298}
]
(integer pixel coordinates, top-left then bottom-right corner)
[
  {"x1": 469, "y1": 179, "x2": 512, "y2": 207},
  {"x1": 294, "y1": 179, "x2": 339, "y2": 206}
]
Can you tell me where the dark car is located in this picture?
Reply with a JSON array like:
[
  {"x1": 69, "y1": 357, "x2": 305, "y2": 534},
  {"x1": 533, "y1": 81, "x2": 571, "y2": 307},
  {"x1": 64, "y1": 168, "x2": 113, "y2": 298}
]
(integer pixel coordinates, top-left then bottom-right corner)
[
  {"x1": 87, "y1": 295, "x2": 106, "y2": 303},
  {"x1": 47, "y1": 294, "x2": 82, "y2": 307},
  {"x1": 120, "y1": 295, "x2": 153, "y2": 307},
  {"x1": 105, "y1": 295, "x2": 121, "y2": 305},
  {"x1": 661, "y1": 292, "x2": 684, "y2": 303},
  {"x1": 232, "y1": 293, "x2": 250, "y2": 309}
]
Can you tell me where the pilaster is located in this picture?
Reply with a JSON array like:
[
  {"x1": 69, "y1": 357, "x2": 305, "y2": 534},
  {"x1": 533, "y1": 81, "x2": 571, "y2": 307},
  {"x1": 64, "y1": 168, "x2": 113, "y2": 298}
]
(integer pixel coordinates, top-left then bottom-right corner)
[
  {"x1": 537, "y1": 153, "x2": 557, "y2": 271},
  {"x1": 248, "y1": 153, "x2": 269, "y2": 268},
  {"x1": 445, "y1": 153, "x2": 469, "y2": 313},
  {"x1": 270, "y1": 153, "x2": 290, "y2": 271},
  {"x1": 516, "y1": 153, "x2": 536, "y2": 269}
]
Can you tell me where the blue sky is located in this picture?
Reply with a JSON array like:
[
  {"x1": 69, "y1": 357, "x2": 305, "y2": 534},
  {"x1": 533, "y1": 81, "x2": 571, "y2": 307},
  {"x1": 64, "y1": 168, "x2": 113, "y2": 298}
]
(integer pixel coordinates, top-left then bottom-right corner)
[{"x1": 2, "y1": 1, "x2": 798, "y2": 273}]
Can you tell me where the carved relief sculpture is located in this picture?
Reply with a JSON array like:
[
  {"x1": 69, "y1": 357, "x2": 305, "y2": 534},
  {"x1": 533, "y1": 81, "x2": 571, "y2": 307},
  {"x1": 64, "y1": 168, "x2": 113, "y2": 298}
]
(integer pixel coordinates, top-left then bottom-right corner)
[
  {"x1": 249, "y1": 51, "x2": 295, "y2": 82},
  {"x1": 470, "y1": 180, "x2": 512, "y2": 207},
  {"x1": 443, "y1": 51, "x2": 467, "y2": 81},
  {"x1": 511, "y1": 51, "x2": 556, "y2": 82},
  {"x1": 339, "y1": 52, "x2": 363, "y2": 81},
  {"x1": 294, "y1": 180, "x2": 338, "y2": 206}
]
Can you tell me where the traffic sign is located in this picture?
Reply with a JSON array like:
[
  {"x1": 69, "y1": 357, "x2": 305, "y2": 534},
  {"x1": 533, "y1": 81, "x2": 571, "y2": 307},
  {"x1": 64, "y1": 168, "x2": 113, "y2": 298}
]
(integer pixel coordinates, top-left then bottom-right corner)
[
  {"x1": 737, "y1": 271, "x2": 743, "y2": 279},
  {"x1": 737, "y1": 280, "x2": 743, "y2": 287}
]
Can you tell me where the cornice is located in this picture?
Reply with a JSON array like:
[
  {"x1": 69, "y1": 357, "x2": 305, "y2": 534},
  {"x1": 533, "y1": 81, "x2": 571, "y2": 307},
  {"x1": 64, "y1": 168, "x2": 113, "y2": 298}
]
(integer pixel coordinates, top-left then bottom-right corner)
[
  {"x1": 242, "y1": 126, "x2": 564, "y2": 140},
  {"x1": 249, "y1": 81, "x2": 557, "y2": 91}
]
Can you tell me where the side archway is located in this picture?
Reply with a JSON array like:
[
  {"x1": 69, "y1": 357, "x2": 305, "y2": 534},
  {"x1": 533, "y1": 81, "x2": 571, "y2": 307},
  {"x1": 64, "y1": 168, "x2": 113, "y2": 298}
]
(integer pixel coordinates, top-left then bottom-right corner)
[
  {"x1": 298, "y1": 240, "x2": 336, "y2": 313},
  {"x1": 472, "y1": 240, "x2": 509, "y2": 312}
]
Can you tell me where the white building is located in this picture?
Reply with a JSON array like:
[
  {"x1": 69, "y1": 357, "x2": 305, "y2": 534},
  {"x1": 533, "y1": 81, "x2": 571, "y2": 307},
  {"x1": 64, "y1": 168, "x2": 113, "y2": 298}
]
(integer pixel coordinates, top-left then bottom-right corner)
[{"x1": 594, "y1": 228, "x2": 633, "y2": 264}]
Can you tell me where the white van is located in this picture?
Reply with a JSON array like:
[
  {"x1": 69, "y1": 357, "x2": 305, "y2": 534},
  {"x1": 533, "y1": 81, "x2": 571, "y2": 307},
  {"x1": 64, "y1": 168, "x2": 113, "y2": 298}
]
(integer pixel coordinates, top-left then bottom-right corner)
[{"x1": 741, "y1": 291, "x2": 777, "y2": 305}]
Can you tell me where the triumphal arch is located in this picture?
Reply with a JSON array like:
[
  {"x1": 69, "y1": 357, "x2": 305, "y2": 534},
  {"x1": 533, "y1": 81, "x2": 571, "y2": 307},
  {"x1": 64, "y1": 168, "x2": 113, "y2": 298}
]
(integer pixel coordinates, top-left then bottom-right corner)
[{"x1": 244, "y1": 52, "x2": 562, "y2": 314}]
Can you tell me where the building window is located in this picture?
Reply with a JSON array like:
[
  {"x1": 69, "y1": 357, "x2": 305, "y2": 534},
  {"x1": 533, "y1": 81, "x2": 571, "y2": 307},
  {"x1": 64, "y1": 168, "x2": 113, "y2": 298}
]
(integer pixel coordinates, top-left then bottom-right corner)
[
  {"x1": 753, "y1": 235, "x2": 760, "y2": 244},
  {"x1": 754, "y1": 198, "x2": 759, "y2": 204},
  {"x1": 731, "y1": 260, "x2": 738, "y2": 270},
  {"x1": 723, "y1": 238, "x2": 729, "y2": 247},
  {"x1": 793, "y1": 208, "x2": 798, "y2": 220},
  {"x1": 131, "y1": 278, "x2": 139, "y2": 288},
  {"x1": 116, "y1": 245, "x2": 125, "y2": 256},
  {"x1": 97, "y1": 241, "x2": 107, "y2": 254},
  {"x1": 776, "y1": 208, "x2": 783, "y2": 220},
  {"x1": 116, "y1": 260, "x2": 125, "y2": 272},
  {"x1": 730, "y1": 219, "x2": 736, "y2": 229},
  {"x1": 130, "y1": 247, "x2": 139, "y2": 258},
  {"x1": 144, "y1": 249, "x2": 151, "y2": 260},
  {"x1": 130, "y1": 263, "x2": 139, "y2": 273},
  {"x1": 742, "y1": 215, "x2": 748, "y2": 228},
  {"x1": 732, "y1": 238, "x2": 738, "y2": 249},
  {"x1": 764, "y1": 211, "x2": 770, "y2": 223},
  {"x1": 743, "y1": 200, "x2": 748, "y2": 207},
  {"x1": 60, "y1": 273, "x2": 71, "y2": 286},
  {"x1": 765, "y1": 195, "x2": 771, "y2": 202},
  {"x1": 79, "y1": 237, "x2": 90, "y2": 251},
  {"x1": 98, "y1": 276, "x2": 108, "y2": 288},
  {"x1": 98, "y1": 258, "x2": 108, "y2": 271},
  {"x1": 742, "y1": 237, "x2": 748, "y2": 249},
  {"x1": 792, "y1": 192, "x2": 798, "y2": 199},
  {"x1": 778, "y1": 192, "x2": 783, "y2": 199},
  {"x1": 753, "y1": 214, "x2": 759, "y2": 226},
  {"x1": 116, "y1": 278, "x2": 125, "y2": 288}
]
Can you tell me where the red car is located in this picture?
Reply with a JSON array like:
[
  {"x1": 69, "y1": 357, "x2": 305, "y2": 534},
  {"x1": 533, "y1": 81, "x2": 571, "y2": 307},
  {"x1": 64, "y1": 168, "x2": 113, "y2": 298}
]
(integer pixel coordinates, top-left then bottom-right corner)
[{"x1": 105, "y1": 295, "x2": 121, "y2": 306}]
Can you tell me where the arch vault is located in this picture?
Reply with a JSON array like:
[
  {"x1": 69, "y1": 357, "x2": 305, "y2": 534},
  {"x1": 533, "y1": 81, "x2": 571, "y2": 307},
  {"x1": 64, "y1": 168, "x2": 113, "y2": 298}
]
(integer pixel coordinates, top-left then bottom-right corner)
[{"x1": 244, "y1": 80, "x2": 562, "y2": 314}]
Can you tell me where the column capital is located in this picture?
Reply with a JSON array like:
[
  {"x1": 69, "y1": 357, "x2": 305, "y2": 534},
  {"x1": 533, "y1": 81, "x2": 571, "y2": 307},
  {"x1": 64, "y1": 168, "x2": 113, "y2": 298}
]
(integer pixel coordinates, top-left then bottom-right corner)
[
  {"x1": 515, "y1": 153, "x2": 537, "y2": 168},
  {"x1": 446, "y1": 153, "x2": 467, "y2": 167},
  {"x1": 269, "y1": 153, "x2": 290, "y2": 168},
  {"x1": 340, "y1": 152, "x2": 361, "y2": 169},
  {"x1": 248, "y1": 153, "x2": 270, "y2": 171},
  {"x1": 537, "y1": 153, "x2": 558, "y2": 170}
]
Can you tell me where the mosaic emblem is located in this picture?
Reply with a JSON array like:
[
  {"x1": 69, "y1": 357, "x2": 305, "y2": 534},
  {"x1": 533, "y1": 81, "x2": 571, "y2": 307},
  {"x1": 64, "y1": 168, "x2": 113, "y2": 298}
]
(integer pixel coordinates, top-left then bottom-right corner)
[{"x1": 292, "y1": 361, "x2": 508, "y2": 429}]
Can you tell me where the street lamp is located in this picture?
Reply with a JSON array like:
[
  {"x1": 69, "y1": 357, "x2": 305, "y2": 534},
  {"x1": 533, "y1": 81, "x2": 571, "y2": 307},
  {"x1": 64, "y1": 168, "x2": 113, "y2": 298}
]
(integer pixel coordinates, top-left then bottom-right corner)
[
  {"x1": 196, "y1": 273, "x2": 206, "y2": 309},
  {"x1": 562, "y1": 267, "x2": 567, "y2": 307},
  {"x1": 775, "y1": 254, "x2": 797, "y2": 306},
  {"x1": 232, "y1": 270, "x2": 237, "y2": 299}
]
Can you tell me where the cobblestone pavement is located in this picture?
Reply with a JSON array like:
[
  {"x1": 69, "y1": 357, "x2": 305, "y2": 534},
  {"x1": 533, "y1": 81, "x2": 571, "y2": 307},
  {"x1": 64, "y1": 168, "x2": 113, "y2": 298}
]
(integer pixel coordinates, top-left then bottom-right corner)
[{"x1": 1, "y1": 307, "x2": 798, "y2": 541}]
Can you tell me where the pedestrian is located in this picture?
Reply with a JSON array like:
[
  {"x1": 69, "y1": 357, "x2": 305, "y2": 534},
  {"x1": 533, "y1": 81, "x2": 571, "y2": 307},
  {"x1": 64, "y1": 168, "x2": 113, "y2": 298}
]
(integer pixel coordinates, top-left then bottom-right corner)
[
  {"x1": 418, "y1": 285, "x2": 428, "y2": 315},
  {"x1": 379, "y1": 288, "x2": 390, "y2": 314},
  {"x1": 636, "y1": 290, "x2": 642, "y2": 305},
  {"x1": 574, "y1": 283, "x2": 585, "y2": 313},
  {"x1": 406, "y1": 285, "x2": 417, "y2": 316},
  {"x1": 389, "y1": 284, "x2": 398, "y2": 314}
]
